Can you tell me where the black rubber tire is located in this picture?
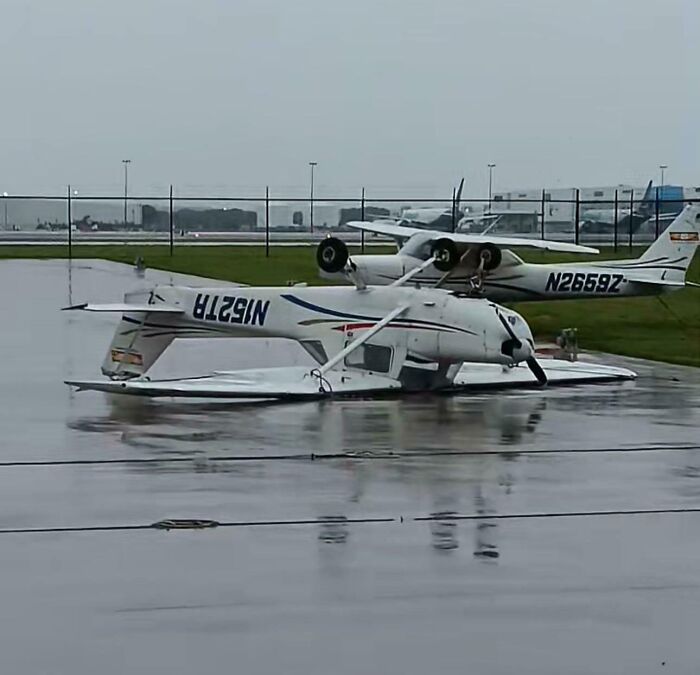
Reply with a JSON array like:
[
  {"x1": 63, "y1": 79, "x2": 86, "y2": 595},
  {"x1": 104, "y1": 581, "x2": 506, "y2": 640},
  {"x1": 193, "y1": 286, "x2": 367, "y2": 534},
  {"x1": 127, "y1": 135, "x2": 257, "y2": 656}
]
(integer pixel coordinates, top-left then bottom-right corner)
[
  {"x1": 431, "y1": 238, "x2": 460, "y2": 272},
  {"x1": 316, "y1": 237, "x2": 349, "y2": 273},
  {"x1": 478, "y1": 243, "x2": 502, "y2": 271}
]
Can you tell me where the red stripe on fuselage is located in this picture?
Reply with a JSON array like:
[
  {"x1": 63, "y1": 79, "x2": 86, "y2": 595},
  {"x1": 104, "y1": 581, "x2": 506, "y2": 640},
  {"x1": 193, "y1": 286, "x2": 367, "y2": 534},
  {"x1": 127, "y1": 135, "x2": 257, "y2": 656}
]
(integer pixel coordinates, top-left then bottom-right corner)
[{"x1": 331, "y1": 321, "x2": 455, "y2": 333}]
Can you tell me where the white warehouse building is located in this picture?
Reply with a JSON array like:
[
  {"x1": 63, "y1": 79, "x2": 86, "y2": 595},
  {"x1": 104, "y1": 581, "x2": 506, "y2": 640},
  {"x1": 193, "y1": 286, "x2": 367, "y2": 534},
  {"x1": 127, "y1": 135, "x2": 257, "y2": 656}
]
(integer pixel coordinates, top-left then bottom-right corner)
[{"x1": 484, "y1": 183, "x2": 697, "y2": 231}]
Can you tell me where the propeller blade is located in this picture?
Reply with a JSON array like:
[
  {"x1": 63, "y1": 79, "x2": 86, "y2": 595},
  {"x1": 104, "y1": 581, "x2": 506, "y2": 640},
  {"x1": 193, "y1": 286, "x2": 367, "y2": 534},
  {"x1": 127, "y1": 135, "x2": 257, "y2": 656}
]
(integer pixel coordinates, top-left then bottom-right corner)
[
  {"x1": 455, "y1": 178, "x2": 465, "y2": 210},
  {"x1": 526, "y1": 356, "x2": 548, "y2": 386}
]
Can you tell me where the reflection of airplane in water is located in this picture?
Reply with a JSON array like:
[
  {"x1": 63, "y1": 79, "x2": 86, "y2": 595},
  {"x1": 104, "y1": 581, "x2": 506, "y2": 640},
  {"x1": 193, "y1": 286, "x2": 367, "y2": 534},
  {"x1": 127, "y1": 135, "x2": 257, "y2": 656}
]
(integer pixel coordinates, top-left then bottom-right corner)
[
  {"x1": 299, "y1": 394, "x2": 548, "y2": 558},
  {"x1": 69, "y1": 391, "x2": 547, "y2": 558}
]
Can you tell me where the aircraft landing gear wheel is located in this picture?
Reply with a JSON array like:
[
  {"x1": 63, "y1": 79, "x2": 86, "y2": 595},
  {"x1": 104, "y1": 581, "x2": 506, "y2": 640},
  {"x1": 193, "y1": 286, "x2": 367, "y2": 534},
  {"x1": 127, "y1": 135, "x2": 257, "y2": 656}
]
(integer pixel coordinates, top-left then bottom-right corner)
[
  {"x1": 316, "y1": 237, "x2": 349, "y2": 273},
  {"x1": 431, "y1": 238, "x2": 459, "y2": 272},
  {"x1": 478, "y1": 243, "x2": 502, "y2": 271}
]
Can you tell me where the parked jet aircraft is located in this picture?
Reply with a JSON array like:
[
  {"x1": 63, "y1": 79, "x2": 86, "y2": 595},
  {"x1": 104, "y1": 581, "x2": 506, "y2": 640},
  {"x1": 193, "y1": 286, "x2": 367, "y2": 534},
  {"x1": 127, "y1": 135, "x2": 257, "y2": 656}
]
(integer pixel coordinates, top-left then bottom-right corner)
[
  {"x1": 370, "y1": 178, "x2": 468, "y2": 232},
  {"x1": 317, "y1": 205, "x2": 700, "y2": 302},
  {"x1": 577, "y1": 180, "x2": 678, "y2": 236},
  {"x1": 64, "y1": 260, "x2": 634, "y2": 400}
]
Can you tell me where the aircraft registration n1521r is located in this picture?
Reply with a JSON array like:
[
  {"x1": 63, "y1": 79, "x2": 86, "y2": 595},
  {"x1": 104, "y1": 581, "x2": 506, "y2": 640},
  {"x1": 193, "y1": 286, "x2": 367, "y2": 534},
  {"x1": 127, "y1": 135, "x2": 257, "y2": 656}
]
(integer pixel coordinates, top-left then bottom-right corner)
[
  {"x1": 64, "y1": 256, "x2": 635, "y2": 401},
  {"x1": 317, "y1": 205, "x2": 700, "y2": 302}
]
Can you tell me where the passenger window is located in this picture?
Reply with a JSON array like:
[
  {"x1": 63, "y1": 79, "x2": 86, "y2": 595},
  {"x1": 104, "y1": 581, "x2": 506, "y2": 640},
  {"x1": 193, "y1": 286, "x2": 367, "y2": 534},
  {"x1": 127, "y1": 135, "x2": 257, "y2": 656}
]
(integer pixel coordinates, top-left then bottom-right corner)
[
  {"x1": 300, "y1": 340, "x2": 328, "y2": 364},
  {"x1": 344, "y1": 343, "x2": 392, "y2": 373}
]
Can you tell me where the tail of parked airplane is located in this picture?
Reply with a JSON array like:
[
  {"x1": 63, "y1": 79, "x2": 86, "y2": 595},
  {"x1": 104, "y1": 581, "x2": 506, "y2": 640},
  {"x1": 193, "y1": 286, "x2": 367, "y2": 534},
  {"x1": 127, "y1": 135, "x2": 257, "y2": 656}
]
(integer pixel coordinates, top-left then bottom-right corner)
[
  {"x1": 638, "y1": 180, "x2": 654, "y2": 217},
  {"x1": 63, "y1": 288, "x2": 185, "y2": 378},
  {"x1": 100, "y1": 311, "x2": 177, "y2": 378},
  {"x1": 631, "y1": 204, "x2": 700, "y2": 283}
]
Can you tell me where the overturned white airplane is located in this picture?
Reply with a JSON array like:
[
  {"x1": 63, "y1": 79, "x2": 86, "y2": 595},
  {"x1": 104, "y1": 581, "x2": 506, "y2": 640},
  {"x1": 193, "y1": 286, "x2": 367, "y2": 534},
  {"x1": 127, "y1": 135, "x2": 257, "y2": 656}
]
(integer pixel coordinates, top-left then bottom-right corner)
[
  {"x1": 318, "y1": 205, "x2": 700, "y2": 302},
  {"x1": 64, "y1": 263, "x2": 634, "y2": 400}
]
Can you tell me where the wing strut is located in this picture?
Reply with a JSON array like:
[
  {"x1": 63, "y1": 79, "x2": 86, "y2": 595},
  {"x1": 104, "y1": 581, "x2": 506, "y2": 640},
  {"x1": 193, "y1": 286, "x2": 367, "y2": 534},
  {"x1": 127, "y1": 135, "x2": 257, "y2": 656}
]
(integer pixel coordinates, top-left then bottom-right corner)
[
  {"x1": 318, "y1": 303, "x2": 410, "y2": 376},
  {"x1": 388, "y1": 257, "x2": 437, "y2": 287}
]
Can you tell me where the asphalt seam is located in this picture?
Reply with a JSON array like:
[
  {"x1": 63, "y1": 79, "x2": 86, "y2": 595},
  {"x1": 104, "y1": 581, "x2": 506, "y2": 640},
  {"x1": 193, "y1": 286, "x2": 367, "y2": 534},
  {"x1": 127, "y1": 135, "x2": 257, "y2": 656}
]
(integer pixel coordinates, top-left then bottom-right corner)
[
  {"x1": 1, "y1": 443, "x2": 699, "y2": 467},
  {"x1": 3, "y1": 508, "x2": 700, "y2": 535}
]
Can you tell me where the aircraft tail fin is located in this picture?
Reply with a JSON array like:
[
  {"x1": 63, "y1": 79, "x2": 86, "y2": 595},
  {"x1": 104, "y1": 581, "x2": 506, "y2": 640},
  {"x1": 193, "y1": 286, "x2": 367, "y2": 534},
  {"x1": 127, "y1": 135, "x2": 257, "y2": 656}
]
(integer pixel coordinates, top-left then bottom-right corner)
[
  {"x1": 634, "y1": 205, "x2": 700, "y2": 282},
  {"x1": 639, "y1": 179, "x2": 654, "y2": 215},
  {"x1": 99, "y1": 290, "x2": 180, "y2": 378},
  {"x1": 100, "y1": 313, "x2": 176, "y2": 378}
]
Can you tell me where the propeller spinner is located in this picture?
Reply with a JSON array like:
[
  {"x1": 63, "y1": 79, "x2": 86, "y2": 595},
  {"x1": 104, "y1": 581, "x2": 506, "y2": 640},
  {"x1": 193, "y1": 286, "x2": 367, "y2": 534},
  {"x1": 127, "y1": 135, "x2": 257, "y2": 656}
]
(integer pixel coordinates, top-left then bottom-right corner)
[{"x1": 496, "y1": 309, "x2": 547, "y2": 386}]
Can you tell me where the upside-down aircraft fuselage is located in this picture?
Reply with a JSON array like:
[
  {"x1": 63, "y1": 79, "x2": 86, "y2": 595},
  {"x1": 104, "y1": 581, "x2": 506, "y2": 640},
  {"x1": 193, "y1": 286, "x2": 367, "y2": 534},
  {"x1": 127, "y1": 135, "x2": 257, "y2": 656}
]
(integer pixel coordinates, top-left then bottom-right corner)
[
  {"x1": 318, "y1": 205, "x2": 700, "y2": 302},
  {"x1": 65, "y1": 278, "x2": 556, "y2": 398}
]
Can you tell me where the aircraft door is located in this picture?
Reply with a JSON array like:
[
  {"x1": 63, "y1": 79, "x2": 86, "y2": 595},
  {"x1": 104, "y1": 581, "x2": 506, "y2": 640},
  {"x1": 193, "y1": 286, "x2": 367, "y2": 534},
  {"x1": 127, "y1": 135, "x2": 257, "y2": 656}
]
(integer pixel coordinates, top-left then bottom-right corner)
[{"x1": 341, "y1": 321, "x2": 407, "y2": 380}]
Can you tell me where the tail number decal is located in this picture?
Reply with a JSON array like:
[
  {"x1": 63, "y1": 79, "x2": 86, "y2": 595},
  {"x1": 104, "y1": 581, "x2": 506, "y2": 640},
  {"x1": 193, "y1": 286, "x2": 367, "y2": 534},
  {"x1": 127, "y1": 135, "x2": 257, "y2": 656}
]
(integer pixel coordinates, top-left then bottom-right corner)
[
  {"x1": 546, "y1": 272, "x2": 624, "y2": 294},
  {"x1": 192, "y1": 293, "x2": 270, "y2": 325}
]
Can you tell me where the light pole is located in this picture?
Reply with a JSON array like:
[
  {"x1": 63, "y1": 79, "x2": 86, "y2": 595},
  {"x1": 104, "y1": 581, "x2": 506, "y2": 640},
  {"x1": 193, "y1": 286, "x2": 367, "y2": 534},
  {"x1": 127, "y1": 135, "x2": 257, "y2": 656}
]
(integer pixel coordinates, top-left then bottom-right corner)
[
  {"x1": 2, "y1": 192, "x2": 7, "y2": 230},
  {"x1": 72, "y1": 189, "x2": 78, "y2": 229},
  {"x1": 122, "y1": 159, "x2": 131, "y2": 227},
  {"x1": 658, "y1": 164, "x2": 667, "y2": 210},
  {"x1": 487, "y1": 163, "x2": 496, "y2": 213},
  {"x1": 309, "y1": 161, "x2": 317, "y2": 233}
]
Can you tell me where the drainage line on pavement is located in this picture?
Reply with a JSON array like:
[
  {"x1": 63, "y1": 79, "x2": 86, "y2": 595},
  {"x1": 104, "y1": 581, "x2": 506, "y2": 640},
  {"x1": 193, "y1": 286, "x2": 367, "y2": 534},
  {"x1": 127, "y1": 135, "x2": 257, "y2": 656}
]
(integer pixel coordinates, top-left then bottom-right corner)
[
  {"x1": 1, "y1": 443, "x2": 699, "y2": 468},
  {"x1": 2, "y1": 508, "x2": 700, "y2": 536}
]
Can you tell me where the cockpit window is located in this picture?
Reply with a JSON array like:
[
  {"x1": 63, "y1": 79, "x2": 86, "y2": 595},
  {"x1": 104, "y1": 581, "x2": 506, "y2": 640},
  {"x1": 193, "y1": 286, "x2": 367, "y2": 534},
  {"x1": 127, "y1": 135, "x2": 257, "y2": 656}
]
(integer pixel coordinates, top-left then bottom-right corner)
[{"x1": 399, "y1": 233, "x2": 435, "y2": 261}]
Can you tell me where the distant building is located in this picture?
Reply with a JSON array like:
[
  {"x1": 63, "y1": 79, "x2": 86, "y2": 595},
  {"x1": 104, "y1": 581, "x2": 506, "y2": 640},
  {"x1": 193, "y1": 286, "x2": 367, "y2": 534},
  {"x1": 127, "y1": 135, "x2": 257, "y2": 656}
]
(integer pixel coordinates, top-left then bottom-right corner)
[
  {"x1": 488, "y1": 183, "x2": 693, "y2": 228},
  {"x1": 1, "y1": 199, "x2": 138, "y2": 230}
]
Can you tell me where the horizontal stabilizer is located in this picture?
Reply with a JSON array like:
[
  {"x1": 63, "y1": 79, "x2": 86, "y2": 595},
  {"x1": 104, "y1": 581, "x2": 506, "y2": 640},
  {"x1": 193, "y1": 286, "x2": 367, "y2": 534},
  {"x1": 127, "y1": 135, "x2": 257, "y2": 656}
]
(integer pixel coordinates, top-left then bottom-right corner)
[
  {"x1": 623, "y1": 277, "x2": 687, "y2": 288},
  {"x1": 62, "y1": 302, "x2": 184, "y2": 314}
]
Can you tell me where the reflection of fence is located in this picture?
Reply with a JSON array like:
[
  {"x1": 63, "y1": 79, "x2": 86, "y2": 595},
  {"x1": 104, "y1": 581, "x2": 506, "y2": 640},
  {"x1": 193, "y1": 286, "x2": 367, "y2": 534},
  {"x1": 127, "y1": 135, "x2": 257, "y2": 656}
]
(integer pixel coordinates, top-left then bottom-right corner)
[{"x1": 0, "y1": 187, "x2": 694, "y2": 257}]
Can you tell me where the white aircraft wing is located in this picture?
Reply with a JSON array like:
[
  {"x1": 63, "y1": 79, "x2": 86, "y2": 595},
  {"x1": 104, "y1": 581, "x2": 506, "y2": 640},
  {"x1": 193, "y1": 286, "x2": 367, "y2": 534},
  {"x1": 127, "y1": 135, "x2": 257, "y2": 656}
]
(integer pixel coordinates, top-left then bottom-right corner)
[
  {"x1": 347, "y1": 220, "x2": 599, "y2": 254},
  {"x1": 451, "y1": 233, "x2": 599, "y2": 254},
  {"x1": 66, "y1": 358, "x2": 635, "y2": 400},
  {"x1": 66, "y1": 366, "x2": 401, "y2": 400},
  {"x1": 347, "y1": 220, "x2": 432, "y2": 240}
]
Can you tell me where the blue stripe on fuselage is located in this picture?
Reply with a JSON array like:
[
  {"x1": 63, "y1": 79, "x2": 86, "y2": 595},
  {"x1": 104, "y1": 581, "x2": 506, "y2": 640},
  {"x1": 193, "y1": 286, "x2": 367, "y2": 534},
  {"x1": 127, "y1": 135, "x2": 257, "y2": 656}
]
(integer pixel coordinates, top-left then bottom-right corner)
[{"x1": 280, "y1": 293, "x2": 476, "y2": 335}]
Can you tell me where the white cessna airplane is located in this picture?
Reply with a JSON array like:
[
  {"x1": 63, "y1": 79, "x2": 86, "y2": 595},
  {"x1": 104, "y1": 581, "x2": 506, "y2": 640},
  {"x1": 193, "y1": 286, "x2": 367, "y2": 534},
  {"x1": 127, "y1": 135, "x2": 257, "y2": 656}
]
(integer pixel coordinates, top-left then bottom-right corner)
[
  {"x1": 64, "y1": 263, "x2": 634, "y2": 400},
  {"x1": 318, "y1": 205, "x2": 700, "y2": 302}
]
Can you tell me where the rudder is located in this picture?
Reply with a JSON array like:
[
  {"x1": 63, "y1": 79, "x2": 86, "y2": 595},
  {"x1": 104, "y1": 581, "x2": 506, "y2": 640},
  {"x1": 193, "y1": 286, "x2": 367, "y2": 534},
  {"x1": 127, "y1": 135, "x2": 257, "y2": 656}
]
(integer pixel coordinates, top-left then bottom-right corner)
[
  {"x1": 101, "y1": 290, "x2": 179, "y2": 378},
  {"x1": 637, "y1": 205, "x2": 700, "y2": 281}
]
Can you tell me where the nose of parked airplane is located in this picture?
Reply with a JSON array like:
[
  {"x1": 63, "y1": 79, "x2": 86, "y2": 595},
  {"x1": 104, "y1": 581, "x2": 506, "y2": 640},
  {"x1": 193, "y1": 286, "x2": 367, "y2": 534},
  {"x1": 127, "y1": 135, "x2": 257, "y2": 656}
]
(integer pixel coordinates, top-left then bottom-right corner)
[
  {"x1": 497, "y1": 307, "x2": 535, "y2": 363},
  {"x1": 496, "y1": 306, "x2": 548, "y2": 385}
]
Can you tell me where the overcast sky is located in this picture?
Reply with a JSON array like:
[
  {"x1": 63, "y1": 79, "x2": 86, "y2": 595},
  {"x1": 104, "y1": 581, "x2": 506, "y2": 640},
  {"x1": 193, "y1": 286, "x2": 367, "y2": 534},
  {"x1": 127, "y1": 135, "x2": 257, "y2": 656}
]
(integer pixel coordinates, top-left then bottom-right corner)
[{"x1": 1, "y1": 0, "x2": 697, "y2": 197}]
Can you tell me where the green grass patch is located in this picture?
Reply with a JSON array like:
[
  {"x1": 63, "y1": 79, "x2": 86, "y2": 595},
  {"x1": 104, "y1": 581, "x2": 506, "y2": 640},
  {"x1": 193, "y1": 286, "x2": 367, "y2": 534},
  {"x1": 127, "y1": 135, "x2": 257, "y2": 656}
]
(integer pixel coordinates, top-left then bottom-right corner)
[{"x1": 2, "y1": 244, "x2": 698, "y2": 367}]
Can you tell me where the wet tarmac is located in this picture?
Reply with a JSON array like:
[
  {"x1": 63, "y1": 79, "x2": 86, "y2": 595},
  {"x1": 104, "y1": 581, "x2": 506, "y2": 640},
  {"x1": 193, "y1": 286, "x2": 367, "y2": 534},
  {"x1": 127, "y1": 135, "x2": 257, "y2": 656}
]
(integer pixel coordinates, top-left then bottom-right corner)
[{"x1": 1, "y1": 259, "x2": 700, "y2": 674}]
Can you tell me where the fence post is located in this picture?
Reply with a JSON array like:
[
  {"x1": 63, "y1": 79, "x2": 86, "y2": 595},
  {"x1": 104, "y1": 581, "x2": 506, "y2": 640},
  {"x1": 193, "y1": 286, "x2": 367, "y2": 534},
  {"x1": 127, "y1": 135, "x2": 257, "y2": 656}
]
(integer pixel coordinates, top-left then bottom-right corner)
[
  {"x1": 540, "y1": 189, "x2": 546, "y2": 240},
  {"x1": 169, "y1": 185, "x2": 174, "y2": 256},
  {"x1": 360, "y1": 187, "x2": 365, "y2": 253},
  {"x1": 613, "y1": 189, "x2": 618, "y2": 252},
  {"x1": 628, "y1": 191, "x2": 634, "y2": 251},
  {"x1": 574, "y1": 188, "x2": 580, "y2": 246},
  {"x1": 654, "y1": 186, "x2": 660, "y2": 239},
  {"x1": 67, "y1": 185, "x2": 72, "y2": 258},
  {"x1": 265, "y1": 186, "x2": 270, "y2": 258}
]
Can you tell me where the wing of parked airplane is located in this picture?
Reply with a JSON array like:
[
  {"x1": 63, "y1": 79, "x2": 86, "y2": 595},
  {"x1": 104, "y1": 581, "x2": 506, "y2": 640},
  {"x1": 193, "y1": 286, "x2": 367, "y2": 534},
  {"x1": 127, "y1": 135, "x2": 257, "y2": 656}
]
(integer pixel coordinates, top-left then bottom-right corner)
[
  {"x1": 65, "y1": 358, "x2": 635, "y2": 400},
  {"x1": 347, "y1": 220, "x2": 599, "y2": 254},
  {"x1": 66, "y1": 366, "x2": 403, "y2": 399},
  {"x1": 62, "y1": 302, "x2": 184, "y2": 314}
]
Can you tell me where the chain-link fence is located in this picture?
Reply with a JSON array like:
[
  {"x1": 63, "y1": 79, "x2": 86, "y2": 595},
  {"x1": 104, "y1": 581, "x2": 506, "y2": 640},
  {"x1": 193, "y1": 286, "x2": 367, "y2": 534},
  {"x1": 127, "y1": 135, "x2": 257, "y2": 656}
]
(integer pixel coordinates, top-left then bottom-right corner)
[{"x1": 0, "y1": 185, "x2": 694, "y2": 256}]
